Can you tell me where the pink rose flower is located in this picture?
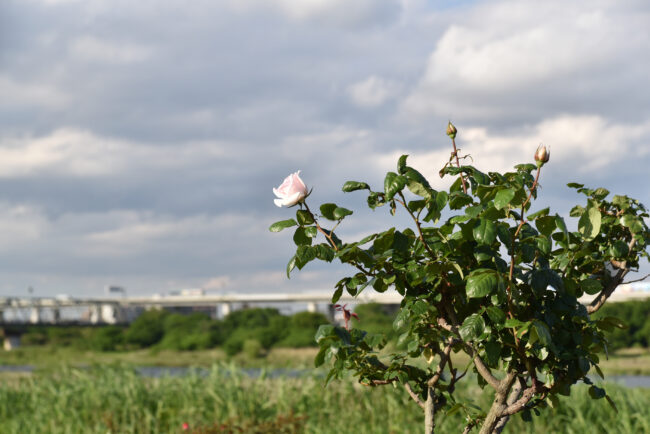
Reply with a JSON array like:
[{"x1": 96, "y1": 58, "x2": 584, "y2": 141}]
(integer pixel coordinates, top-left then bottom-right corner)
[{"x1": 273, "y1": 171, "x2": 309, "y2": 207}]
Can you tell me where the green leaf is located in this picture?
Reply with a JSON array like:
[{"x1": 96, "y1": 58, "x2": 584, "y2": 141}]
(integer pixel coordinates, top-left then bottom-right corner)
[
  {"x1": 532, "y1": 320, "x2": 552, "y2": 347},
  {"x1": 296, "y1": 210, "x2": 314, "y2": 225},
  {"x1": 567, "y1": 182, "x2": 584, "y2": 189},
  {"x1": 384, "y1": 172, "x2": 407, "y2": 200},
  {"x1": 621, "y1": 215, "x2": 644, "y2": 233},
  {"x1": 466, "y1": 269, "x2": 498, "y2": 298},
  {"x1": 459, "y1": 314, "x2": 486, "y2": 341},
  {"x1": 435, "y1": 191, "x2": 448, "y2": 211},
  {"x1": 527, "y1": 207, "x2": 550, "y2": 220},
  {"x1": 269, "y1": 219, "x2": 298, "y2": 232},
  {"x1": 589, "y1": 385, "x2": 606, "y2": 400},
  {"x1": 315, "y1": 346, "x2": 327, "y2": 367},
  {"x1": 486, "y1": 306, "x2": 506, "y2": 325},
  {"x1": 397, "y1": 154, "x2": 408, "y2": 174},
  {"x1": 484, "y1": 341, "x2": 501, "y2": 366},
  {"x1": 331, "y1": 286, "x2": 343, "y2": 304},
  {"x1": 320, "y1": 203, "x2": 338, "y2": 220},
  {"x1": 473, "y1": 218, "x2": 497, "y2": 245},
  {"x1": 315, "y1": 324, "x2": 335, "y2": 343},
  {"x1": 555, "y1": 214, "x2": 569, "y2": 243},
  {"x1": 333, "y1": 207, "x2": 353, "y2": 219},
  {"x1": 578, "y1": 206, "x2": 602, "y2": 240},
  {"x1": 494, "y1": 188, "x2": 515, "y2": 210},
  {"x1": 295, "y1": 245, "x2": 317, "y2": 269},
  {"x1": 342, "y1": 181, "x2": 370, "y2": 192},
  {"x1": 286, "y1": 256, "x2": 296, "y2": 278},
  {"x1": 580, "y1": 278, "x2": 603, "y2": 295},
  {"x1": 535, "y1": 216, "x2": 556, "y2": 237},
  {"x1": 293, "y1": 227, "x2": 312, "y2": 246},
  {"x1": 609, "y1": 240, "x2": 629, "y2": 258}
]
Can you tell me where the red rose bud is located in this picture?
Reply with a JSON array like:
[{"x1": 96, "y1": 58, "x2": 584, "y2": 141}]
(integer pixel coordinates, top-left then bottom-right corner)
[
  {"x1": 446, "y1": 121, "x2": 457, "y2": 139},
  {"x1": 535, "y1": 144, "x2": 550, "y2": 167}
]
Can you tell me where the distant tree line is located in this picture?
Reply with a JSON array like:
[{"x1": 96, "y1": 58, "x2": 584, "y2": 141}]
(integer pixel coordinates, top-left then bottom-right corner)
[{"x1": 18, "y1": 299, "x2": 650, "y2": 355}]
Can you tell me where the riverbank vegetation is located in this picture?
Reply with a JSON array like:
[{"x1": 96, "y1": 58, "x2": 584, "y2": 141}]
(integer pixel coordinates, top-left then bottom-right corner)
[{"x1": 0, "y1": 365, "x2": 647, "y2": 434}]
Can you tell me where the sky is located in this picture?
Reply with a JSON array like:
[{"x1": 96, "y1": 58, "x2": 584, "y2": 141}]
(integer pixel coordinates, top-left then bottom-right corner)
[{"x1": 0, "y1": 0, "x2": 649, "y2": 297}]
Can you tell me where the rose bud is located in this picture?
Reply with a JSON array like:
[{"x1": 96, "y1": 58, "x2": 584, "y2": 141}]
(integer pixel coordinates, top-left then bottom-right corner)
[
  {"x1": 534, "y1": 144, "x2": 550, "y2": 167},
  {"x1": 446, "y1": 121, "x2": 457, "y2": 139},
  {"x1": 273, "y1": 170, "x2": 309, "y2": 207}
]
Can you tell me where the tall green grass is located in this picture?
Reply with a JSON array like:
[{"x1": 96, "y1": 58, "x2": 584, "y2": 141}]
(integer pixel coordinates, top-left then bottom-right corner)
[{"x1": 0, "y1": 365, "x2": 647, "y2": 433}]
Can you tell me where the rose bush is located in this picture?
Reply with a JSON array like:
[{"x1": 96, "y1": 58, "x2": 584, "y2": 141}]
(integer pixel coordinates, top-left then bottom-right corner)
[{"x1": 270, "y1": 126, "x2": 649, "y2": 434}]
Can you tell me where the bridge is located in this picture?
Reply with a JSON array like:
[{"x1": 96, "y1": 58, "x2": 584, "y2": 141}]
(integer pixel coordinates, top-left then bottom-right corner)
[{"x1": 1, "y1": 282, "x2": 648, "y2": 325}]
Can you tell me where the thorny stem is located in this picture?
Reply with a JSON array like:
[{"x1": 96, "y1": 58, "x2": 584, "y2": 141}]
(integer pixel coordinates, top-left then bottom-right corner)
[
  {"x1": 396, "y1": 192, "x2": 436, "y2": 258},
  {"x1": 451, "y1": 137, "x2": 468, "y2": 194},
  {"x1": 302, "y1": 201, "x2": 374, "y2": 277}
]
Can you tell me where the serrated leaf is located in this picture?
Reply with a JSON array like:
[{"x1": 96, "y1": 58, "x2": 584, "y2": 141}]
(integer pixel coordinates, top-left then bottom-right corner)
[
  {"x1": 286, "y1": 256, "x2": 296, "y2": 278},
  {"x1": 473, "y1": 218, "x2": 497, "y2": 245},
  {"x1": 532, "y1": 320, "x2": 552, "y2": 347},
  {"x1": 342, "y1": 181, "x2": 370, "y2": 192},
  {"x1": 494, "y1": 188, "x2": 515, "y2": 210},
  {"x1": 535, "y1": 216, "x2": 556, "y2": 237},
  {"x1": 486, "y1": 306, "x2": 506, "y2": 325},
  {"x1": 296, "y1": 210, "x2": 314, "y2": 225},
  {"x1": 397, "y1": 154, "x2": 408, "y2": 174},
  {"x1": 459, "y1": 314, "x2": 486, "y2": 341},
  {"x1": 320, "y1": 203, "x2": 338, "y2": 220},
  {"x1": 589, "y1": 385, "x2": 606, "y2": 399},
  {"x1": 466, "y1": 269, "x2": 498, "y2": 298},
  {"x1": 580, "y1": 278, "x2": 603, "y2": 295},
  {"x1": 527, "y1": 207, "x2": 550, "y2": 220},
  {"x1": 578, "y1": 206, "x2": 601, "y2": 240},
  {"x1": 333, "y1": 207, "x2": 353, "y2": 219},
  {"x1": 269, "y1": 219, "x2": 298, "y2": 232},
  {"x1": 293, "y1": 227, "x2": 313, "y2": 246},
  {"x1": 621, "y1": 215, "x2": 644, "y2": 233},
  {"x1": 331, "y1": 286, "x2": 343, "y2": 304},
  {"x1": 384, "y1": 172, "x2": 407, "y2": 200}
]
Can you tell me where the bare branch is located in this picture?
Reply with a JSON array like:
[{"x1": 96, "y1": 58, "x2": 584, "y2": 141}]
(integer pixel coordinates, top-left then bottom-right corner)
[
  {"x1": 396, "y1": 192, "x2": 436, "y2": 258},
  {"x1": 587, "y1": 238, "x2": 637, "y2": 314},
  {"x1": 493, "y1": 376, "x2": 525, "y2": 433},
  {"x1": 623, "y1": 273, "x2": 650, "y2": 284},
  {"x1": 428, "y1": 337, "x2": 454, "y2": 388},
  {"x1": 463, "y1": 421, "x2": 476, "y2": 434},
  {"x1": 403, "y1": 382, "x2": 425, "y2": 410},
  {"x1": 438, "y1": 316, "x2": 500, "y2": 389},
  {"x1": 502, "y1": 382, "x2": 548, "y2": 416}
]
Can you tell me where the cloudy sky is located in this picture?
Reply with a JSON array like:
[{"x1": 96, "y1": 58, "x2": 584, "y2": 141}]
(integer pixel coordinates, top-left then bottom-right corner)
[{"x1": 1, "y1": 0, "x2": 649, "y2": 297}]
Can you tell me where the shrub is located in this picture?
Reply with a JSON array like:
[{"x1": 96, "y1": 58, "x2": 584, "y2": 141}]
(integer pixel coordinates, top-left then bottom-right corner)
[{"x1": 124, "y1": 309, "x2": 168, "y2": 348}]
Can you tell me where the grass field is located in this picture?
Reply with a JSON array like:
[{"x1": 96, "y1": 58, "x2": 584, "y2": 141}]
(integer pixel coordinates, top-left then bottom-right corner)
[
  {"x1": 0, "y1": 364, "x2": 648, "y2": 434},
  {"x1": 2, "y1": 345, "x2": 650, "y2": 376}
]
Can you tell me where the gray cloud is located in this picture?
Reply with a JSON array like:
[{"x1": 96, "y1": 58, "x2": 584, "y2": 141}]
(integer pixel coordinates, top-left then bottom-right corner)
[{"x1": 0, "y1": 0, "x2": 648, "y2": 296}]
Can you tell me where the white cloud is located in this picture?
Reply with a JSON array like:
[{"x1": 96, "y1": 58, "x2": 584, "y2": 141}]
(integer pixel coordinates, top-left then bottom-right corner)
[
  {"x1": 0, "y1": 129, "x2": 227, "y2": 178},
  {"x1": 347, "y1": 75, "x2": 401, "y2": 108},
  {"x1": 402, "y1": 1, "x2": 650, "y2": 121},
  {"x1": 375, "y1": 115, "x2": 650, "y2": 189}
]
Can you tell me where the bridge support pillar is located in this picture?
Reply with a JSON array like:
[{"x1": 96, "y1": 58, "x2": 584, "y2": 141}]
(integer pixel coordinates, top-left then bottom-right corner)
[
  {"x1": 30, "y1": 307, "x2": 41, "y2": 324},
  {"x1": 326, "y1": 304, "x2": 336, "y2": 322},
  {"x1": 220, "y1": 303, "x2": 231, "y2": 318},
  {"x1": 307, "y1": 302, "x2": 317, "y2": 313},
  {"x1": 89, "y1": 304, "x2": 102, "y2": 324},
  {"x1": 3, "y1": 334, "x2": 21, "y2": 351},
  {"x1": 52, "y1": 308, "x2": 61, "y2": 324}
]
